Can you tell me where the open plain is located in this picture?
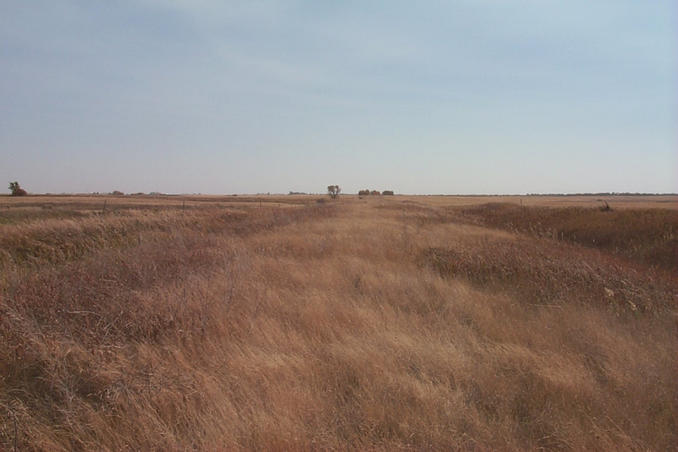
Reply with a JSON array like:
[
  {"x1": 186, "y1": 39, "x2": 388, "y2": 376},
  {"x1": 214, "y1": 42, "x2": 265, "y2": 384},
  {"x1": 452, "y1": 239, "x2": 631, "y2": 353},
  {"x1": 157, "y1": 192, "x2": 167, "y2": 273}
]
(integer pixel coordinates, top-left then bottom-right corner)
[{"x1": 1, "y1": 194, "x2": 676, "y2": 450}]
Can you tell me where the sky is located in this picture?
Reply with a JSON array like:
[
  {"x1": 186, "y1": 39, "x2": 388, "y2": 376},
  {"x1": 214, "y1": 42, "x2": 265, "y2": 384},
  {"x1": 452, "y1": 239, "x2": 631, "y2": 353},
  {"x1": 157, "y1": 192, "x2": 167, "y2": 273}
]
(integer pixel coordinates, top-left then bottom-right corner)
[{"x1": 1, "y1": 1, "x2": 676, "y2": 194}]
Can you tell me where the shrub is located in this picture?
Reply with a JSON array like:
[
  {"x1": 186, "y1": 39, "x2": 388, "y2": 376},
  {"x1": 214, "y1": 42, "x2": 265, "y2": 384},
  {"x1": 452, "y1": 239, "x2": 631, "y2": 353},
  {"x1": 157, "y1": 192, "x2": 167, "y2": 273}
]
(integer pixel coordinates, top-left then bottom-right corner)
[
  {"x1": 327, "y1": 185, "x2": 341, "y2": 199},
  {"x1": 8, "y1": 181, "x2": 27, "y2": 196},
  {"x1": 382, "y1": 190, "x2": 394, "y2": 196},
  {"x1": 599, "y1": 201, "x2": 612, "y2": 212},
  {"x1": 358, "y1": 190, "x2": 370, "y2": 196}
]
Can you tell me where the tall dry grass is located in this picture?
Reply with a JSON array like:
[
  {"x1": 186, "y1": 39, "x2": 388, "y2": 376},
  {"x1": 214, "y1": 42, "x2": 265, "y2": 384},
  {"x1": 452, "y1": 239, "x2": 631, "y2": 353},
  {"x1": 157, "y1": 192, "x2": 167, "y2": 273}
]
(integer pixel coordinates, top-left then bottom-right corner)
[{"x1": 0, "y1": 197, "x2": 676, "y2": 450}]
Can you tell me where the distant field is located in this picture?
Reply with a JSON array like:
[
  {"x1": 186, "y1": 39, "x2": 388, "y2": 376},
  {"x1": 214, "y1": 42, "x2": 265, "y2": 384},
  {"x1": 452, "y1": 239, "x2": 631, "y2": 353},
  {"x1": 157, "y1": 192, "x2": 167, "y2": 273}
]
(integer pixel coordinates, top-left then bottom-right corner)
[
  {"x1": 1, "y1": 195, "x2": 676, "y2": 450},
  {"x1": 2, "y1": 192, "x2": 677, "y2": 206},
  {"x1": 392, "y1": 194, "x2": 678, "y2": 209}
]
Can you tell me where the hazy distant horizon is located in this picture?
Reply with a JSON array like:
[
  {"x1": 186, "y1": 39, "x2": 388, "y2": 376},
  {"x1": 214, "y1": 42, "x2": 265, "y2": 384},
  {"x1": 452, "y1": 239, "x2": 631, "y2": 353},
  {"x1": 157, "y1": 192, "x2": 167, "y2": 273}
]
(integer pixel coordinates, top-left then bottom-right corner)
[{"x1": 2, "y1": 1, "x2": 676, "y2": 194}]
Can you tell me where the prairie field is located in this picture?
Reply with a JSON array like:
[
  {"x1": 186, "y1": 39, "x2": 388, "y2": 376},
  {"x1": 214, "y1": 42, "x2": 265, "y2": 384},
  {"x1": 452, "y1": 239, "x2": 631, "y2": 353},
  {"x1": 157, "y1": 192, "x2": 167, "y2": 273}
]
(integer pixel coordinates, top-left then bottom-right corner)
[{"x1": 0, "y1": 194, "x2": 676, "y2": 450}]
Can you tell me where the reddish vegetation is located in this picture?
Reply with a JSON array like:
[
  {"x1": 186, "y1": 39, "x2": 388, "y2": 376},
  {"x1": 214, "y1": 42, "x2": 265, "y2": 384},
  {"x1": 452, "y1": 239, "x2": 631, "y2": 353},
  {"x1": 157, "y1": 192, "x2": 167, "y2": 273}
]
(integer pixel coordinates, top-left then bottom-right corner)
[
  {"x1": 458, "y1": 202, "x2": 678, "y2": 271},
  {"x1": 0, "y1": 196, "x2": 676, "y2": 450}
]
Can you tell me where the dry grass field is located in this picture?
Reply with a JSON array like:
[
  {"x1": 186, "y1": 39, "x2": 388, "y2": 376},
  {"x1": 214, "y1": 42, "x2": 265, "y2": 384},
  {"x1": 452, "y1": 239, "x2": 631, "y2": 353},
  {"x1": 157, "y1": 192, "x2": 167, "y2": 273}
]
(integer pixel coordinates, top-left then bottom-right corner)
[{"x1": 1, "y1": 194, "x2": 676, "y2": 450}]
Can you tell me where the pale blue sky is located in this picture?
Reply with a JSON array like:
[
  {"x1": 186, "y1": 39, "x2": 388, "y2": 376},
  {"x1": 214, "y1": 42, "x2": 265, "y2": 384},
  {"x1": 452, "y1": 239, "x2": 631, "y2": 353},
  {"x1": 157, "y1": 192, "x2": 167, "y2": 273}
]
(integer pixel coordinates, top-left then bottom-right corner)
[{"x1": 1, "y1": 1, "x2": 676, "y2": 194}]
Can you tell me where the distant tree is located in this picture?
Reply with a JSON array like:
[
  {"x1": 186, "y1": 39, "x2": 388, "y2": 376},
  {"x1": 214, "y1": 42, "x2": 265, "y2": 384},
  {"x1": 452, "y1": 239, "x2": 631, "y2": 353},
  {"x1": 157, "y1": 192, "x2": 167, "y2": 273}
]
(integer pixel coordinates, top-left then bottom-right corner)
[
  {"x1": 358, "y1": 189, "x2": 370, "y2": 196},
  {"x1": 382, "y1": 190, "x2": 394, "y2": 196},
  {"x1": 327, "y1": 185, "x2": 341, "y2": 199},
  {"x1": 8, "y1": 181, "x2": 27, "y2": 196},
  {"x1": 370, "y1": 190, "x2": 380, "y2": 196},
  {"x1": 111, "y1": 190, "x2": 124, "y2": 196}
]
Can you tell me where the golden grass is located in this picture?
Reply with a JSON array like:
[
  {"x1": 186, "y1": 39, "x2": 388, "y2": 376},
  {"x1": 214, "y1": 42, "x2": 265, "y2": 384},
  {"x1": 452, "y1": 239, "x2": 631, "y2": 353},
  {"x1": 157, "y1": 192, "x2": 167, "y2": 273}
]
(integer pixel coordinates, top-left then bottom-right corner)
[{"x1": 0, "y1": 196, "x2": 676, "y2": 450}]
